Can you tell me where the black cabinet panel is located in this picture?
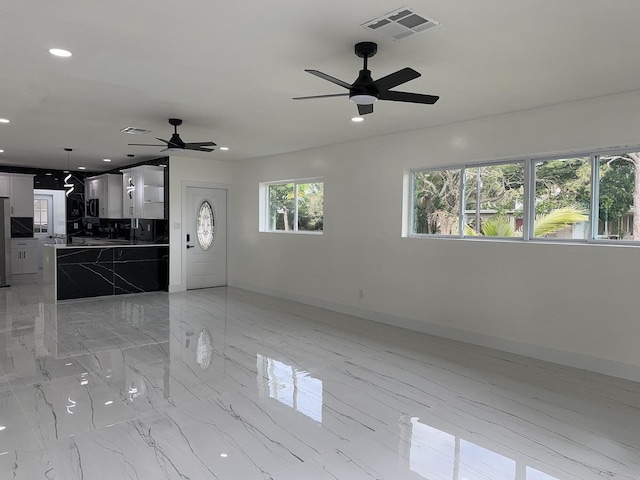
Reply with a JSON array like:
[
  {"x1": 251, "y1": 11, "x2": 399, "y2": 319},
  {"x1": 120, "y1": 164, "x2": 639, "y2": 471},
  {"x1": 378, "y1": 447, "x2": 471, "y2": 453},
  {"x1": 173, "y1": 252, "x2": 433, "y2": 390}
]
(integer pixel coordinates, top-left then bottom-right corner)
[
  {"x1": 56, "y1": 246, "x2": 168, "y2": 300},
  {"x1": 114, "y1": 247, "x2": 169, "y2": 295},
  {"x1": 57, "y1": 248, "x2": 114, "y2": 300}
]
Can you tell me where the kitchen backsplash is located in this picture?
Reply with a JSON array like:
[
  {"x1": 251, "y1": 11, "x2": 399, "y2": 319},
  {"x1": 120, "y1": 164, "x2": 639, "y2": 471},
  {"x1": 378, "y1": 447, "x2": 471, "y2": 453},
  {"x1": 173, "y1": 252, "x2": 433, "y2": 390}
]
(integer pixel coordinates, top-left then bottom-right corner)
[
  {"x1": 76, "y1": 218, "x2": 168, "y2": 243},
  {"x1": 11, "y1": 217, "x2": 34, "y2": 238}
]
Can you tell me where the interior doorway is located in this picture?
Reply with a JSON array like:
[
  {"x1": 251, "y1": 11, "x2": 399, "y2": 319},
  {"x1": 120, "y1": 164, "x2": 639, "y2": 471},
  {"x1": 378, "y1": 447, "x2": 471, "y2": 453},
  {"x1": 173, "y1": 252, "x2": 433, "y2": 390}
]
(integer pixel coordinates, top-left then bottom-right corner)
[{"x1": 34, "y1": 190, "x2": 66, "y2": 270}]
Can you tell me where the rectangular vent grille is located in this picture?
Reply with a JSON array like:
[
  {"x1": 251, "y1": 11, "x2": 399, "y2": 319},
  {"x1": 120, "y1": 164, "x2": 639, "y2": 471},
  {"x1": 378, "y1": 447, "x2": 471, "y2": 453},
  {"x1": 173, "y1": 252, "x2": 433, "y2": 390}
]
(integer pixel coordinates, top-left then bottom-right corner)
[
  {"x1": 362, "y1": 7, "x2": 440, "y2": 40},
  {"x1": 120, "y1": 126, "x2": 151, "y2": 135}
]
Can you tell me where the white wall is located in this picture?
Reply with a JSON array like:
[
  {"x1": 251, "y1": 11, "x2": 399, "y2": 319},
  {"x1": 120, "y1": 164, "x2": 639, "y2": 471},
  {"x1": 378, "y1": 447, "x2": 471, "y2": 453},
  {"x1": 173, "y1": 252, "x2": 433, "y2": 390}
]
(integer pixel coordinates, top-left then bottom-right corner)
[
  {"x1": 169, "y1": 155, "x2": 232, "y2": 292},
  {"x1": 229, "y1": 90, "x2": 640, "y2": 382}
]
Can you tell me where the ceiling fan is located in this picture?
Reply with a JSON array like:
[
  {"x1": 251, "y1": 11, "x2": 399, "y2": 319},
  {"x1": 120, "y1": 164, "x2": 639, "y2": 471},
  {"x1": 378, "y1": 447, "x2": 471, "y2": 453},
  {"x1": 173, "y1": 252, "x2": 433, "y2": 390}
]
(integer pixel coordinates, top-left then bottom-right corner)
[
  {"x1": 128, "y1": 118, "x2": 216, "y2": 152},
  {"x1": 293, "y1": 42, "x2": 439, "y2": 115}
]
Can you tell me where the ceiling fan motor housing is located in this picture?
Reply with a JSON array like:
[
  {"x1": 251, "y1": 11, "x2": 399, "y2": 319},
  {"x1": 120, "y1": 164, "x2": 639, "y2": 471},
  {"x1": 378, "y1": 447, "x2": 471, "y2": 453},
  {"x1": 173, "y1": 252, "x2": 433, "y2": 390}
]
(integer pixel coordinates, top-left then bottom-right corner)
[
  {"x1": 350, "y1": 69, "x2": 378, "y2": 104},
  {"x1": 169, "y1": 133, "x2": 185, "y2": 148}
]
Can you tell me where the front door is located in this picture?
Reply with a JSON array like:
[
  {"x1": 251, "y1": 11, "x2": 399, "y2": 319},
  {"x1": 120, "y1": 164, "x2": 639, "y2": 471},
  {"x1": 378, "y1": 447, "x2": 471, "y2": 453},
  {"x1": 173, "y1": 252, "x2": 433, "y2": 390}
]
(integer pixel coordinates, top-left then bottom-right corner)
[{"x1": 186, "y1": 187, "x2": 227, "y2": 289}]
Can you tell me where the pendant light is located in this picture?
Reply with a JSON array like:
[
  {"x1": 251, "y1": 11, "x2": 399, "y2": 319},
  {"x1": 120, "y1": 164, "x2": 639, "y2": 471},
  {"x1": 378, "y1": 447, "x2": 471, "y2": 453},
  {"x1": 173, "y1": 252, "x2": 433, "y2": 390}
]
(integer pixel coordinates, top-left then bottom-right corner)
[{"x1": 63, "y1": 148, "x2": 74, "y2": 197}]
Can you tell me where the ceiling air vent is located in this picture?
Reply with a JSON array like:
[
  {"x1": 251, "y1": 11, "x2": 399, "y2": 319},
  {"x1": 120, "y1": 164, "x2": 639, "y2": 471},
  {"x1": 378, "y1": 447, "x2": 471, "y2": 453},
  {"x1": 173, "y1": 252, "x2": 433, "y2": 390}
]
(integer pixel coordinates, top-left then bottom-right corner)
[
  {"x1": 120, "y1": 126, "x2": 151, "y2": 135},
  {"x1": 362, "y1": 7, "x2": 440, "y2": 40}
]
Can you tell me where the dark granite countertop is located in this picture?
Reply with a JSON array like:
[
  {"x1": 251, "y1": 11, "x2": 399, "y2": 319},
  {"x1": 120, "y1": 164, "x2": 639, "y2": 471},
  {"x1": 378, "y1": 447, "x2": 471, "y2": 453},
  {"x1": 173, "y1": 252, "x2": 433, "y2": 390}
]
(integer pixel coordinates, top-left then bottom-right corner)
[{"x1": 45, "y1": 238, "x2": 169, "y2": 248}]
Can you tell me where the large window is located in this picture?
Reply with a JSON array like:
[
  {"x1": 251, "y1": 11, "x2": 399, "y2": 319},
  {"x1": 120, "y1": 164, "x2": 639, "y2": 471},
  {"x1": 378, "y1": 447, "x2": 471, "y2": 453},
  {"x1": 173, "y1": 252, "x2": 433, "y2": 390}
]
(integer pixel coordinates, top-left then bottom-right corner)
[
  {"x1": 266, "y1": 180, "x2": 323, "y2": 233},
  {"x1": 413, "y1": 162, "x2": 526, "y2": 238},
  {"x1": 410, "y1": 148, "x2": 640, "y2": 244}
]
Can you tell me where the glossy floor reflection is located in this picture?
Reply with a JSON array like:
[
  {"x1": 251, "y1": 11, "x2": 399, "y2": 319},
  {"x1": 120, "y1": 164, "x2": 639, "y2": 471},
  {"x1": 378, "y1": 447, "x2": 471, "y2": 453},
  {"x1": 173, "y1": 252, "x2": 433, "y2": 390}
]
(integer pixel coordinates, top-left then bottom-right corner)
[{"x1": 0, "y1": 285, "x2": 639, "y2": 479}]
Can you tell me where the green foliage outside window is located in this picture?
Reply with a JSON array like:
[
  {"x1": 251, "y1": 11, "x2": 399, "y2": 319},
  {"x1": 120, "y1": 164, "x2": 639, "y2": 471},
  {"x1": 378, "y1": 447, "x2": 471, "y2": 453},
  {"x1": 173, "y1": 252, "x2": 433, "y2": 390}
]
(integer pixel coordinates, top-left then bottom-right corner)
[{"x1": 269, "y1": 181, "x2": 323, "y2": 232}]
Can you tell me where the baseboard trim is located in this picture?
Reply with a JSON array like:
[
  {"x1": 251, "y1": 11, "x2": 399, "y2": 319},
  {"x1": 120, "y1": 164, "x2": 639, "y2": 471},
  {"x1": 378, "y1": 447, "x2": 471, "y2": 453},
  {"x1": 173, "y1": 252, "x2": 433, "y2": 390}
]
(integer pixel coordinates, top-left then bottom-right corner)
[
  {"x1": 229, "y1": 280, "x2": 640, "y2": 383},
  {"x1": 168, "y1": 284, "x2": 185, "y2": 293}
]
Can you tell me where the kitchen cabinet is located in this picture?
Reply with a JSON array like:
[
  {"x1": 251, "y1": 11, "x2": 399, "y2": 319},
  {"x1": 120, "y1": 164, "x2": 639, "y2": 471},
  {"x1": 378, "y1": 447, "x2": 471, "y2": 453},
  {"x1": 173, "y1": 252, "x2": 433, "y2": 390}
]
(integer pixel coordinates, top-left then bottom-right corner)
[
  {"x1": 85, "y1": 174, "x2": 123, "y2": 218},
  {"x1": 0, "y1": 176, "x2": 9, "y2": 197},
  {"x1": 11, "y1": 238, "x2": 38, "y2": 274},
  {"x1": 0, "y1": 174, "x2": 34, "y2": 217},
  {"x1": 121, "y1": 165, "x2": 165, "y2": 219}
]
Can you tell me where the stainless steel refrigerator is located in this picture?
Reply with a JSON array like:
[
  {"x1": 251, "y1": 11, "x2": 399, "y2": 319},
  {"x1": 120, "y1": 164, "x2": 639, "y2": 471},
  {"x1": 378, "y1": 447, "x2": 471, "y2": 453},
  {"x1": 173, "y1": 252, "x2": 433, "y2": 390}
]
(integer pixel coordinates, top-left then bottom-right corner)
[{"x1": 0, "y1": 198, "x2": 10, "y2": 287}]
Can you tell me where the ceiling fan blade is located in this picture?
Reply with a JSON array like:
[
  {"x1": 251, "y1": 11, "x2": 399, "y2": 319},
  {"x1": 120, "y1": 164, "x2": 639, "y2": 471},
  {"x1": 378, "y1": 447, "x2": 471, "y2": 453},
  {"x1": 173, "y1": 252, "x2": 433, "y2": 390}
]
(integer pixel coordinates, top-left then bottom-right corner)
[
  {"x1": 185, "y1": 141, "x2": 216, "y2": 147},
  {"x1": 293, "y1": 93, "x2": 350, "y2": 100},
  {"x1": 305, "y1": 70, "x2": 352, "y2": 89},
  {"x1": 358, "y1": 104, "x2": 374, "y2": 115},
  {"x1": 185, "y1": 145, "x2": 214, "y2": 152},
  {"x1": 371, "y1": 68, "x2": 421, "y2": 93},
  {"x1": 128, "y1": 143, "x2": 166, "y2": 146},
  {"x1": 379, "y1": 91, "x2": 440, "y2": 104}
]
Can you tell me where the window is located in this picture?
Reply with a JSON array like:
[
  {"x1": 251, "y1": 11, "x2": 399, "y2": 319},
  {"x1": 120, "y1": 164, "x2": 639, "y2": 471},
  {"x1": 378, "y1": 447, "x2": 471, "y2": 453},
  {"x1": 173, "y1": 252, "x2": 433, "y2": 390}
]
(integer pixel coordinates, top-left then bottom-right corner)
[
  {"x1": 465, "y1": 162, "x2": 525, "y2": 238},
  {"x1": 413, "y1": 168, "x2": 461, "y2": 235},
  {"x1": 266, "y1": 180, "x2": 323, "y2": 233},
  {"x1": 412, "y1": 162, "x2": 525, "y2": 238},
  {"x1": 533, "y1": 157, "x2": 590, "y2": 240},
  {"x1": 595, "y1": 151, "x2": 639, "y2": 241},
  {"x1": 34, "y1": 198, "x2": 49, "y2": 234},
  {"x1": 196, "y1": 200, "x2": 215, "y2": 250},
  {"x1": 410, "y1": 148, "x2": 640, "y2": 244}
]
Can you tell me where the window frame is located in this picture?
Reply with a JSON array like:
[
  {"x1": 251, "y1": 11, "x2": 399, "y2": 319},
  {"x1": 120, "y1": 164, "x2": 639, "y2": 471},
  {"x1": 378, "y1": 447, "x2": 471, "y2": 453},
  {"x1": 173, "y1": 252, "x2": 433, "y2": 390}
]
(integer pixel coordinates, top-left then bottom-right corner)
[
  {"x1": 261, "y1": 177, "x2": 324, "y2": 234},
  {"x1": 409, "y1": 147, "x2": 640, "y2": 246},
  {"x1": 33, "y1": 198, "x2": 49, "y2": 234}
]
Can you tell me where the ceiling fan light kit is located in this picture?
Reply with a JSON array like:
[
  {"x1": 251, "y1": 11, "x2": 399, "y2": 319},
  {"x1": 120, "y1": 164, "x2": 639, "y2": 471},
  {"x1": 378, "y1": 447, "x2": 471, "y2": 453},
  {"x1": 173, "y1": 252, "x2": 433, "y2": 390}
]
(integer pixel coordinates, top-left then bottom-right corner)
[{"x1": 293, "y1": 41, "x2": 439, "y2": 116}]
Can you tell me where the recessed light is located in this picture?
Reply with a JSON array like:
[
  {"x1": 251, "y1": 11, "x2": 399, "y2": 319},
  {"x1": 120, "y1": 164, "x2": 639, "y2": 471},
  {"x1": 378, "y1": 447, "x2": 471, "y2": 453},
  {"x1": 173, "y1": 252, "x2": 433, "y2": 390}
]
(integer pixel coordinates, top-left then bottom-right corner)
[
  {"x1": 103, "y1": 158, "x2": 111, "y2": 162},
  {"x1": 78, "y1": 166, "x2": 86, "y2": 170},
  {"x1": 0, "y1": 119, "x2": 9, "y2": 124},
  {"x1": 46, "y1": 173, "x2": 53, "y2": 176},
  {"x1": 0, "y1": 150, "x2": 4, "y2": 153},
  {"x1": 220, "y1": 147, "x2": 229, "y2": 151},
  {"x1": 104, "y1": 400, "x2": 114, "y2": 405},
  {"x1": 351, "y1": 116, "x2": 364, "y2": 123},
  {"x1": 220, "y1": 454, "x2": 228, "y2": 458},
  {"x1": 0, "y1": 426, "x2": 5, "y2": 431},
  {"x1": 49, "y1": 48, "x2": 72, "y2": 58}
]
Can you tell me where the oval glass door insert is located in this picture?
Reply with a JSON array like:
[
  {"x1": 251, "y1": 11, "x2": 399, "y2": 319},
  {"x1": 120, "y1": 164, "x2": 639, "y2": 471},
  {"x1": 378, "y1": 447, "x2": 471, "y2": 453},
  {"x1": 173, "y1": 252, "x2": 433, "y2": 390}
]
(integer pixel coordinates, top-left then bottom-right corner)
[{"x1": 197, "y1": 200, "x2": 215, "y2": 250}]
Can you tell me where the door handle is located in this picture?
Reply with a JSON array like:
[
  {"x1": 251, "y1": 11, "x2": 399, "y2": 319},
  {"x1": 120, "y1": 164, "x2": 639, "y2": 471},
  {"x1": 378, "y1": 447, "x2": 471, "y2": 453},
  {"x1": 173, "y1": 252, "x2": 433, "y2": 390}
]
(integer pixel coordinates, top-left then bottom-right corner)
[{"x1": 186, "y1": 245, "x2": 195, "y2": 249}]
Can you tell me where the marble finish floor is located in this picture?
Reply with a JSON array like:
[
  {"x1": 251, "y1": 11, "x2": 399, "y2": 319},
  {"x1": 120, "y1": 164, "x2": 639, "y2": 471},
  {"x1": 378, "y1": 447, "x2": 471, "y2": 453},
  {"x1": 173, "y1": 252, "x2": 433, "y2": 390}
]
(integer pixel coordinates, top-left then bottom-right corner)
[{"x1": 0, "y1": 285, "x2": 639, "y2": 479}]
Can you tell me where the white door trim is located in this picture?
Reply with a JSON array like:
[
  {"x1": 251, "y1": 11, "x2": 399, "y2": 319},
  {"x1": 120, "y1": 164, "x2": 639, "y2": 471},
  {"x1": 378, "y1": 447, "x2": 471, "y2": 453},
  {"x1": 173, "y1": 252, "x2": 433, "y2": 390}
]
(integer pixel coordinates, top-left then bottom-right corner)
[{"x1": 180, "y1": 180, "x2": 230, "y2": 291}]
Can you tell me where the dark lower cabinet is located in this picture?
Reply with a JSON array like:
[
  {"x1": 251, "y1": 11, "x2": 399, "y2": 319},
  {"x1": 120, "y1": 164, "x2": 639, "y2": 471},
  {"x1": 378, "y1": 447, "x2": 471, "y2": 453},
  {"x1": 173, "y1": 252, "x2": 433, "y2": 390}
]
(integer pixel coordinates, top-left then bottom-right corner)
[
  {"x1": 114, "y1": 247, "x2": 169, "y2": 295},
  {"x1": 56, "y1": 246, "x2": 169, "y2": 300}
]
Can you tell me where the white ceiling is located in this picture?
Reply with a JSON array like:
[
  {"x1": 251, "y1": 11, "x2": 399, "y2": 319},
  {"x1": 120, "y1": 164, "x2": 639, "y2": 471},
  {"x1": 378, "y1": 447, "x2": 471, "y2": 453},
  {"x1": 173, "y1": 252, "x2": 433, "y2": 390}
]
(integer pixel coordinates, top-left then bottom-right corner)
[{"x1": 1, "y1": 1, "x2": 639, "y2": 172}]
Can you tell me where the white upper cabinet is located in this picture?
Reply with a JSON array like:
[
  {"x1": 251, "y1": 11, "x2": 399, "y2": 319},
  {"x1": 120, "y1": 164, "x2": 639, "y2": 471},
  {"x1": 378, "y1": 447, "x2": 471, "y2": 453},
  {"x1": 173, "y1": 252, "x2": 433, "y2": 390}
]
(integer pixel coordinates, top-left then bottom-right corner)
[
  {"x1": 8, "y1": 174, "x2": 34, "y2": 217},
  {"x1": 85, "y1": 174, "x2": 123, "y2": 218},
  {"x1": 0, "y1": 176, "x2": 10, "y2": 197},
  {"x1": 121, "y1": 165, "x2": 165, "y2": 219}
]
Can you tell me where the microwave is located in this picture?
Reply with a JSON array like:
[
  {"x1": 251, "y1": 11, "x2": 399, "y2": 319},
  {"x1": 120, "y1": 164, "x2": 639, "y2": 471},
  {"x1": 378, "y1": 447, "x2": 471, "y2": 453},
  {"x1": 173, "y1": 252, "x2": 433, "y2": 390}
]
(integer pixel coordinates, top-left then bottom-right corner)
[{"x1": 86, "y1": 198, "x2": 99, "y2": 217}]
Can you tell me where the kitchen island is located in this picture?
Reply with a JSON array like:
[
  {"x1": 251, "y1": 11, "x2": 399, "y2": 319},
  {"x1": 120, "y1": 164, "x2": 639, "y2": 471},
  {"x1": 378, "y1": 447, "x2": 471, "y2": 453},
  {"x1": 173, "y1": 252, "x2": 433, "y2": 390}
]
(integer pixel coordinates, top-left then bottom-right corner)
[{"x1": 44, "y1": 241, "x2": 169, "y2": 301}]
